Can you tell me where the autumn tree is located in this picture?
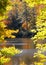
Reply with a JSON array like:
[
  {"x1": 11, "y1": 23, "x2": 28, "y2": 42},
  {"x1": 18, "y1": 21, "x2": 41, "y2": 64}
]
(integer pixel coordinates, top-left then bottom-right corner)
[
  {"x1": 7, "y1": 0, "x2": 37, "y2": 38},
  {"x1": 24, "y1": 0, "x2": 46, "y2": 65},
  {"x1": 0, "y1": 0, "x2": 20, "y2": 65}
]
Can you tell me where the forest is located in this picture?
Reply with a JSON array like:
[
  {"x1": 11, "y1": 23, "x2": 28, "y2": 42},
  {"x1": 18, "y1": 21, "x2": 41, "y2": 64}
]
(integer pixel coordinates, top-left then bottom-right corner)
[{"x1": 0, "y1": 0, "x2": 46, "y2": 65}]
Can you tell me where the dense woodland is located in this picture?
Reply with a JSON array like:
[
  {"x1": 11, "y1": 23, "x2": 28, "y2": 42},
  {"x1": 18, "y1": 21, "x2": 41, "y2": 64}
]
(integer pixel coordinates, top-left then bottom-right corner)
[{"x1": 0, "y1": 0, "x2": 46, "y2": 65}]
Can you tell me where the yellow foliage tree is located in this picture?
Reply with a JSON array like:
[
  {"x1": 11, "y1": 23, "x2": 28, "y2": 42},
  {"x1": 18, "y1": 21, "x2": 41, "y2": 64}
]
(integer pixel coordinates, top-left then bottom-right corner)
[
  {"x1": 24, "y1": 0, "x2": 46, "y2": 65},
  {"x1": 0, "y1": 0, "x2": 20, "y2": 65},
  {"x1": 0, "y1": 22, "x2": 19, "y2": 43}
]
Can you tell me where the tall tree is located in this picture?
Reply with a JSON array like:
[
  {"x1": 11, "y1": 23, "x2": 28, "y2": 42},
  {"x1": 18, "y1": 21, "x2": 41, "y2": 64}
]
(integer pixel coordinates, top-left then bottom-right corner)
[
  {"x1": 7, "y1": 0, "x2": 37, "y2": 38},
  {"x1": 24, "y1": 0, "x2": 46, "y2": 65}
]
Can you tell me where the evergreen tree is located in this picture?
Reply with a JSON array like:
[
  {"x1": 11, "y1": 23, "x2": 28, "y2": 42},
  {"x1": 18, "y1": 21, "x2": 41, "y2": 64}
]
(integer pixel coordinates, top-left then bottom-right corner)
[{"x1": 7, "y1": 0, "x2": 37, "y2": 38}]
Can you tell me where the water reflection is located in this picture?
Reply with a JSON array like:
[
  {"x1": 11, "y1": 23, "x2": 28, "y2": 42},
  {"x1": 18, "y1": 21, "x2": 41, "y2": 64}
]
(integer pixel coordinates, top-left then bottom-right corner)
[
  {"x1": 12, "y1": 49, "x2": 36, "y2": 65},
  {"x1": 1, "y1": 39, "x2": 46, "y2": 65}
]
